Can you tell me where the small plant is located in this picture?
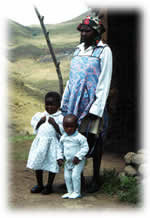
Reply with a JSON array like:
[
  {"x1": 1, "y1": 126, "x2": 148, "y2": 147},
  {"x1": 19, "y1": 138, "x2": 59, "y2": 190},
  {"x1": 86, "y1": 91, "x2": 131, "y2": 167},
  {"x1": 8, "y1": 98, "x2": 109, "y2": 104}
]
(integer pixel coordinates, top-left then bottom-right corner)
[
  {"x1": 118, "y1": 175, "x2": 139, "y2": 204},
  {"x1": 100, "y1": 169, "x2": 140, "y2": 204},
  {"x1": 101, "y1": 168, "x2": 120, "y2": 196}
]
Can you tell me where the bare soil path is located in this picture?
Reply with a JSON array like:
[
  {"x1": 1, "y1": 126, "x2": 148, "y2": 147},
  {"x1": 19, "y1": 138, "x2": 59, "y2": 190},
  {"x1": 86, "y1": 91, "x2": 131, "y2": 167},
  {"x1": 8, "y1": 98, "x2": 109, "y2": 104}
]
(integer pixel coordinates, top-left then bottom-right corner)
[{"x1": 8, "y1": 152, "x2": 137, "y2": 210}]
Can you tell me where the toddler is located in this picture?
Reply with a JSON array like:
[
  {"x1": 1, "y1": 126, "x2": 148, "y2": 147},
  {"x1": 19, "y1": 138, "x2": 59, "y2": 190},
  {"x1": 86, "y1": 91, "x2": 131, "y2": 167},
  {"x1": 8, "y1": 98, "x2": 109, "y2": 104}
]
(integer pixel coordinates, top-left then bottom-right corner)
[{"x1": 57, "y1": 114, "x2": 89, "y2": 199}]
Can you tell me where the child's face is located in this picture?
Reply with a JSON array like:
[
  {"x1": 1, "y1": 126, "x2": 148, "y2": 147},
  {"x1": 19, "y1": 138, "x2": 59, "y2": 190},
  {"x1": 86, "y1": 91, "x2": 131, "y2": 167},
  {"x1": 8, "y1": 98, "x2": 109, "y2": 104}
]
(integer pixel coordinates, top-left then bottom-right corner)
[
  {"x1": 45, "y1": 97, "x2": 59, "y2": 114},
  {"x1": 63, "y1": 117, "x2": 77, "y2": 136}
]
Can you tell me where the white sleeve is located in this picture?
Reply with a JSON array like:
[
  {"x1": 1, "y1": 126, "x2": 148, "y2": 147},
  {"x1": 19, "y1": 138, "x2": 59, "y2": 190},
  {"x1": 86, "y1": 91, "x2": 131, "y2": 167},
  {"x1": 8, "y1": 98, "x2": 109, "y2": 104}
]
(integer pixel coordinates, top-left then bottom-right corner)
[
  {"x1": 89, "y1": 46, "x2": 112, "y2": 117},
  {"x1": 56, "y1": 138, "x2": 64, "y2": 160},
  {"x1": 75, "y1": 135, "x2": 89, "y2": 160},
  {"x1": 57, "y1": 114, "x2": 64, "y2": 135},
  {"x1": 60, "y1": 80, "x2": 69, "y2": 108},
  {"x1": 31, "y1": 112, "x2": 43, "y2": 134}
]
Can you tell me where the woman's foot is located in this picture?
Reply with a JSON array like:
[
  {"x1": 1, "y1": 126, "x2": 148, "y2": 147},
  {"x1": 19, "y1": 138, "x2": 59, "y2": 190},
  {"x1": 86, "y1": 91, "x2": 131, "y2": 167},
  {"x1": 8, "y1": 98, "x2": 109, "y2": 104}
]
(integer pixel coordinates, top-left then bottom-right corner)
[
  {"x1": 41, "y1": 185, "x2": 53, "y2": 195},
  {"x1": 30, "y1": 185, "x2": 44, "y2": 193}
]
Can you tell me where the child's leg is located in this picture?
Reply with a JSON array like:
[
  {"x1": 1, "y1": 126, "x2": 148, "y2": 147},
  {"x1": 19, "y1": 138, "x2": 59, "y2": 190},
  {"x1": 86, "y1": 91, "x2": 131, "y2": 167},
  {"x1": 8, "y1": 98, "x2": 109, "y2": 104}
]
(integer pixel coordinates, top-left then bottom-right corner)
[
  {"x1": 72, "y1": 160, "x2": 85, "y2": 195},
  {"x1": 31, "y1": 170, "x2": 44, "y2": 193},
  {"x1": 64, "y1": 166, "x2": 73, "y2": 193},
  {"x1": 41, "y1": 172, "x2": 55, "y2": 195}
]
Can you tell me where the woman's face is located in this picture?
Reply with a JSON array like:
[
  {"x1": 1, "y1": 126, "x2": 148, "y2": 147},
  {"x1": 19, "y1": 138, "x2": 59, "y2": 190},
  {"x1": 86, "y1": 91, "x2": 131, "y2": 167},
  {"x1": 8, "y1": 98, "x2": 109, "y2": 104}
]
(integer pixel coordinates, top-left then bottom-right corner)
[{"x1": 80, "y1": 24, "x2": 96, "y2": 46}]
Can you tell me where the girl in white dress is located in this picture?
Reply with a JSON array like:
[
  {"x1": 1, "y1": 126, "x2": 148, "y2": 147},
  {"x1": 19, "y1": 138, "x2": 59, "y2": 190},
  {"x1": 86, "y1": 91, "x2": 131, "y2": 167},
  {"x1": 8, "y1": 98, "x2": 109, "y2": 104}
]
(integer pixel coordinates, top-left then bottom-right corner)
[{"x1": 27, "y1": 92, "x2": 63, "y2": 194}]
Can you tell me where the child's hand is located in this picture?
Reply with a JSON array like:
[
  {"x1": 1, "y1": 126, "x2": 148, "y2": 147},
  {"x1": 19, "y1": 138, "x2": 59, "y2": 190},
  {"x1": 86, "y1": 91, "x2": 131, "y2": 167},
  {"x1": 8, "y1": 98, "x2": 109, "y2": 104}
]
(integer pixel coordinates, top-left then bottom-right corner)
[
  {"x1": 73, "y1": 156, "x2": 80, "y2": 165},
  {"x1": 40, "y1": 116, "x2": 46, "y2": 123},
  {"x1": 48, "y1": 117, "x2": 56, "y2": 125},
  {"x1": 57, "y1": 159, "x2": 64, "y2": 166},
  {"x1": 48, "y1": 117, "x2": 61, "y2": 135},
  {"x1": 36, "y1": 116, "x2": 46, "y2": 130}
]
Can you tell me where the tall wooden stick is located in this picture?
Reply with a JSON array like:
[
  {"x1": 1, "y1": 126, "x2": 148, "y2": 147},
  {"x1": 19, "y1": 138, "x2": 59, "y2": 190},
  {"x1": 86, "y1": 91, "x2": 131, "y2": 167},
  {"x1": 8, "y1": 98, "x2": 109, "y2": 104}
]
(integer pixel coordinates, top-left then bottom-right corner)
[{"x1": 34, "y1": 6, "x2": 63, "y2": 96}]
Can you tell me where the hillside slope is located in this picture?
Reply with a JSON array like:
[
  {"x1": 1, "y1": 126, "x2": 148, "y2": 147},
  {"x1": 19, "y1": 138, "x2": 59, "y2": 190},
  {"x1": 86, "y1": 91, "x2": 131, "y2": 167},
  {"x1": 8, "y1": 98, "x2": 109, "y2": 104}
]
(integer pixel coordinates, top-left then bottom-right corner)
[{"x1": 8, "y1": 11, "x2": 90, "y2": 135}]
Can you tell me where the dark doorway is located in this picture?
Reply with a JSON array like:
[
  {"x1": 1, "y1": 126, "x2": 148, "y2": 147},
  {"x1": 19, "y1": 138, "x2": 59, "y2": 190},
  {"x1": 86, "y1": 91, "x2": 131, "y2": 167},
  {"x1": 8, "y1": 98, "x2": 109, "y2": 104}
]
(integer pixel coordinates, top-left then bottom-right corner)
[{"x1": 105, "y1": 10, "x2": 140, "y2": 153}]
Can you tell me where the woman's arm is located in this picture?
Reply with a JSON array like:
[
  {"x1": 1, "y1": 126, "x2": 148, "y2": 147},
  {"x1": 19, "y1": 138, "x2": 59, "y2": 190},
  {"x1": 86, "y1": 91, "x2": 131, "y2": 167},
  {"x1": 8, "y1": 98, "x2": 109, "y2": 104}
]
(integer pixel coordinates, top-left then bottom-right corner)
[{"x1": 89, "y1": 46, "x2": 112, "y2": 117}]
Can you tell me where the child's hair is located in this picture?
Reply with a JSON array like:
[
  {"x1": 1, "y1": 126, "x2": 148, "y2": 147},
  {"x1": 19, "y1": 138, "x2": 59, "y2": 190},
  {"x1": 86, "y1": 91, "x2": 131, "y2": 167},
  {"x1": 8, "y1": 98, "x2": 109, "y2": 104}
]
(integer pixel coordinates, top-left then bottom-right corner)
[
  {"x1": 45, "y1": 91, "x2": 61, "y2": 107},
  {"x1": 63, "y1": 114, "x2": 78, "y2": 126}
]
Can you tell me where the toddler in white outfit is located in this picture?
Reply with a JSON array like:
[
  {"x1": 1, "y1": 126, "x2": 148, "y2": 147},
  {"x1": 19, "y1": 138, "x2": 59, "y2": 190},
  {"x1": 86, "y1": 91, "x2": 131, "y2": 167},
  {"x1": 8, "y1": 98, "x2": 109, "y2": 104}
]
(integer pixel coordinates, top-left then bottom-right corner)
[{"x1": 57, "y1": 114, "x2": 89, "y2": 199}]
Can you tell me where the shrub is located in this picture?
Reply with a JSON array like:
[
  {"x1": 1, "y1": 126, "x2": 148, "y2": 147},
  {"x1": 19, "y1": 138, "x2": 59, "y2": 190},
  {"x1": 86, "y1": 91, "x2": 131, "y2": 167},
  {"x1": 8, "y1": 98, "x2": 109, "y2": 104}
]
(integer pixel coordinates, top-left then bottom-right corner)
[{"x1": 101, "y1": 169, "x2": 140, "y2": 204}]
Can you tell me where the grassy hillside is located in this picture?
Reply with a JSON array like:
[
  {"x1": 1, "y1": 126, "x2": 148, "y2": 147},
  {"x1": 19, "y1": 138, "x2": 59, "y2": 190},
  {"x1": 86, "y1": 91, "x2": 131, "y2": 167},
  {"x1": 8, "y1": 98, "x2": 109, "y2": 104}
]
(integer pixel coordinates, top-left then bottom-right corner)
[{"x1": 8, "y1": 11, "x2": 89, "y2": 135}]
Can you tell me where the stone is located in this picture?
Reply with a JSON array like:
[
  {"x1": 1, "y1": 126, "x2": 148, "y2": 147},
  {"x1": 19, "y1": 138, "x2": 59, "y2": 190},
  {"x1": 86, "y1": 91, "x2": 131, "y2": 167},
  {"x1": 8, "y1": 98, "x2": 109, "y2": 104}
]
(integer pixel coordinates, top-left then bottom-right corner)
[
  {"x1": 124, "y1": 152, "x2": 136, "y2": 164},
  {"x1": 131, "y1": 154, "x2": 144, "y2": 166},
  {"x1": 138, "y1": 164, "x2": 145, "y2": 177},
  {"x1": 124, "y1": 165, "x2": 137, "y2": 176},
  {"x1": 137, "y1": 149, "x2": 144, "y2": 154},
  {"x1": 118, "y1": 172, "x2": 126, "y2": 179}
]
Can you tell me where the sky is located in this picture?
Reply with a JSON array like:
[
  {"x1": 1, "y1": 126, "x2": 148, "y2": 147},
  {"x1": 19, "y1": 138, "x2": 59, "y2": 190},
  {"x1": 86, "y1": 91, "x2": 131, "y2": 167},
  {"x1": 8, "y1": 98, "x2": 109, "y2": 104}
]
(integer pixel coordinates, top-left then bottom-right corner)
[{"x1": 3, "y1": 0, "x2": 89, "y2": 26}]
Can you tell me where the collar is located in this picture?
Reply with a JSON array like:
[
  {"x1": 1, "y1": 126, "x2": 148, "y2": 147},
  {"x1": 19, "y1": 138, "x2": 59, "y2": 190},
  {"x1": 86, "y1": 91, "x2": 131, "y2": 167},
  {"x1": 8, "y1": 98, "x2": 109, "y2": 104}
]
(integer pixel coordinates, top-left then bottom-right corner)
[
  {"x1": 76, "y1": 40, "x2": 106, "y2": 51},
  {"x1": 64, "y1": 130, "x2": 78, "y2": 137},
  {"x1": 44, "y1": 110, "x2": 62, "y2": 117}
]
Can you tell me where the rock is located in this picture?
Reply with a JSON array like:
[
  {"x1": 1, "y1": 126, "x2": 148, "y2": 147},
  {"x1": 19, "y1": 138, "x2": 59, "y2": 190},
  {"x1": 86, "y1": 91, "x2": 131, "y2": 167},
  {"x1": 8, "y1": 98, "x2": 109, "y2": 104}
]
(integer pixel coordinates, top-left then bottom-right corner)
[
  {"x1": 118, "y1": 172, "x2": 126, "y2": 179},
  {"x1": 138, "y1": 164, "x2": 145, "y2": 177},
  {"x1": 124, "y1": 152, "x2": 136, "y2": 164},
  {"x1": 124, "y1": 165, "x2": 137, "y2": 176},
  {"x1": 137, "y1": 149, "x2": 144, "y2": 154},
  {"x1": 135, "y1": 176, "x2": 141, "y2": 184},
  {"x1": 131, "y1": 154, "x2": 144, "y2": 166}
]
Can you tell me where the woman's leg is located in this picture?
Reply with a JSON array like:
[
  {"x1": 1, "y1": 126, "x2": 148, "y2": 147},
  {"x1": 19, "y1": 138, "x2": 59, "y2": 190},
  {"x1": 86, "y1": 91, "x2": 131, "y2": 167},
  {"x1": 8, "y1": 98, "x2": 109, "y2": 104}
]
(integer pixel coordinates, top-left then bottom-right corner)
[{"x1": 88, "y1": 134, "x2": 103, "y2": 193}]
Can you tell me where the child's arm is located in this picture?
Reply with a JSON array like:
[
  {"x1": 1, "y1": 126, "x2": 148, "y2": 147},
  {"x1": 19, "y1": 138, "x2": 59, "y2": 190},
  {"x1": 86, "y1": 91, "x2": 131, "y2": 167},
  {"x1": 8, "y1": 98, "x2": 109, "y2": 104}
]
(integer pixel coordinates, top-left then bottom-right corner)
[
  {"x1": 57, "y1": 137, "x2": 64, "y2": 166},
  {"x1": 48, "y1": 117, "x2": 62, "y2": 135},
  {"x1": 35, "y1": 116, "x2": 46, "y2": 130},
  {"x1": 73, "y1": 135, "x2": 89, "y2": 163},
  {"x1": 31, "y1": 112, "x2": 45, "y2": 134}
]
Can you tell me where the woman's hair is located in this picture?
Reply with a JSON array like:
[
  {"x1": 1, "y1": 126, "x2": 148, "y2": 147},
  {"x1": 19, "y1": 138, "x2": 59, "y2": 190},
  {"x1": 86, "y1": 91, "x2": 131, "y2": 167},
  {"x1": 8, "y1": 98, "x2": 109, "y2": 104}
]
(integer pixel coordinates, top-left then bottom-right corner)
[{"x1": 45, "y1": 91, "x2": 61, "y2": 107}]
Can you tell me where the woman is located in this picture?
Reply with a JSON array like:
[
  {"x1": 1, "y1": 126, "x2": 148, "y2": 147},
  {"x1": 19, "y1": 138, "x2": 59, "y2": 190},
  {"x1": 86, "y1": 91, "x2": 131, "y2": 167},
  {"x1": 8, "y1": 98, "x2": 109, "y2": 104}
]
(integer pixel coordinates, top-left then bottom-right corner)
[{"x1": 61, "y1": 16, "x2": 112, "y2": 192}]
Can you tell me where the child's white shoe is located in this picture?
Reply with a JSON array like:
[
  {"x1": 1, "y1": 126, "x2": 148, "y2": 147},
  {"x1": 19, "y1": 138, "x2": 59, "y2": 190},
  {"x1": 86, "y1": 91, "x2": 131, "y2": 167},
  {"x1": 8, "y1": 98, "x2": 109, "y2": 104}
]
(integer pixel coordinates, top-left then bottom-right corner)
[
  {"x1": 69, "y1": 192, "x2": 81, "y2": 199},
  {"x1": 61, "y1": 192, "x2": 72, "y2": 199}
]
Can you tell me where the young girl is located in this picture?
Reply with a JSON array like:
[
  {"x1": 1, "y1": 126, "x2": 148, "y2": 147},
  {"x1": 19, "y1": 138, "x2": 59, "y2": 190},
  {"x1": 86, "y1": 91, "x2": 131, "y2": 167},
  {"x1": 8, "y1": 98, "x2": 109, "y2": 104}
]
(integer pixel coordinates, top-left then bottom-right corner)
[
  {"x1": 57, "y1": 114, "x2": 89, "y2": 199},
  {"x1": 26, "y1": 91, "x2": 63, "y2": 194}
]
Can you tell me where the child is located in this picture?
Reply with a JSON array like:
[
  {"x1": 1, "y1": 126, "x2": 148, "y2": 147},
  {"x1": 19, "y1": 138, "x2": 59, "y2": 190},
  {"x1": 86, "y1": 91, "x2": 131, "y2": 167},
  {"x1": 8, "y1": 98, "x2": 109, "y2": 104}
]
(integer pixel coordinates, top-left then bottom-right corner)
[
  {"x1": 26, "y1": 91, "x2": 63, "y2": 194},
  {"x1": 57, "y1": 114, "x2": 89, "y2": 199}
]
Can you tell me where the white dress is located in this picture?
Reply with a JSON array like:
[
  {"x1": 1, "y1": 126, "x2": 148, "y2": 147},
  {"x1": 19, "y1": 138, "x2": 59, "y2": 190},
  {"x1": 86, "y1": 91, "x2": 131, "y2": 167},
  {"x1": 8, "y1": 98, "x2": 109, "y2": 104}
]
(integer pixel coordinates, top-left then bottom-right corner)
[{"x1": 26, "y1": 110, "x2": 63, "y2": 173}]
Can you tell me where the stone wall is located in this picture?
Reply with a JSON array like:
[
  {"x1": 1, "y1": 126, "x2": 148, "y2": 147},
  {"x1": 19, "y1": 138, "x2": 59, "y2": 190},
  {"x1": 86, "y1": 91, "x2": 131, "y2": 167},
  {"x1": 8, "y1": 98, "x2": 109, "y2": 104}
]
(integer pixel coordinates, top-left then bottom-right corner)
[{"x1": 119, "y1": 150, "x2": 145, "y2": 184}]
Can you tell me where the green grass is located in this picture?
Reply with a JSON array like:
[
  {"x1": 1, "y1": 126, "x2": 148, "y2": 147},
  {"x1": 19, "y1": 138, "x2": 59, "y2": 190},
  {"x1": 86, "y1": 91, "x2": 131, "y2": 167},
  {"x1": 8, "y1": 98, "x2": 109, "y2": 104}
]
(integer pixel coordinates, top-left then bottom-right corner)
[
  {"x1": 9, "y1": 135, "x2": 35, "y2": 161},
  {"x1": 100, "y1": 168, "x2": 140, "y2": 204},
  {"x1": 9, "y1": 135, "x2": 35, "y2": 143}
]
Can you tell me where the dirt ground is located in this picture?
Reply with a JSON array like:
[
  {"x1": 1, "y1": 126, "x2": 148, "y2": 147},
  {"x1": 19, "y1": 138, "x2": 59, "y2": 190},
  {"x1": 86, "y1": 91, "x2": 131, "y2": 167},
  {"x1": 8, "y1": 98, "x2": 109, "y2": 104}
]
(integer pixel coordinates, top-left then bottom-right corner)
[{"x1": 7, "y1": 152, "x2": 140, "y2": 211}]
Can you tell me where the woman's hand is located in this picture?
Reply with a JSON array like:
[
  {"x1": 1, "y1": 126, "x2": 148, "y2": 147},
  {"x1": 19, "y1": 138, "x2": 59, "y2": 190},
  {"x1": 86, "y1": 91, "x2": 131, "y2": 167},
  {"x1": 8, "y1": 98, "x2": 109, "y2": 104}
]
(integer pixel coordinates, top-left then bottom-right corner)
[{"x1": 86, "y1": 113, "x2": 98, "y2": 120}]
